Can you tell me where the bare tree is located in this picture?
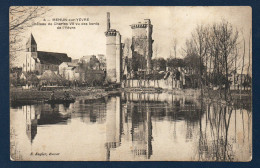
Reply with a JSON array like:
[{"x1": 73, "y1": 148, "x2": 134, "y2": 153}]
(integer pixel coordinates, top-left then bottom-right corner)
[
  {"x1": 214, "y1": 21, "x2": 239, "y2": 100},
  {"x1": 209, "y1": 22, "x2": 239, "y2": 96},
  {"x1": 247, "y1": 29, "x2": 252, "y2": 76},
  {"x1": 240, "y1": 37, "x2": 246, "y2": 98},
  {"x1": 191, "y1": 25, "x2": 210, "y2": 95},
  {"x1": 183, "y1": 21, "x2": 240, "y2": 100},
  {"x1": 9, "y1": 6, "x2": 50, "y2": 67}
]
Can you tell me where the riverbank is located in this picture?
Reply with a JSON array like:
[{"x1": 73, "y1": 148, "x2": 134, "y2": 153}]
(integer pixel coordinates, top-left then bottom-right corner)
[
  {"x1": 10, "y1": 87, "x2": 121, "y2": 106},
  {"x1": 10, "y1": 87, "x2": 252, "y2": 109},
  {"x1": 203, "y1": 89, "x2": 251, "y2": 101}
]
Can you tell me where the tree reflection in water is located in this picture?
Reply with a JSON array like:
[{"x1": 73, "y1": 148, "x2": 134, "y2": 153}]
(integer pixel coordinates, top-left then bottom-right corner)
[
  {"x1": 11, "y1": 92, "x2": 251, "y2": 161},
  {"x1": 197, "y1": 101, "x2": 252, "y2": 161}
]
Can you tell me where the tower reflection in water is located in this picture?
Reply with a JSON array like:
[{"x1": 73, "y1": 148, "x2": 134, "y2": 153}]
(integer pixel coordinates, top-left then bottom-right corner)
[
  {"x1": 121, "y1": 92, "x2": 202, "y2": 160},
  {"x1": 105, "y1": 96, "x2": 122, "y2": 160},
  {"x1": 23, "y1": 104, "x2": 71, "y2": 144},
  {"x1": 24, "y1": 105, "x2": 39, "y2": 144},
  {"x1": 17, "y1": 91, "x2": 251, "y2": 161},
  {"x1": 105, "y1": 94, "x2": 153, "y2": 160}
]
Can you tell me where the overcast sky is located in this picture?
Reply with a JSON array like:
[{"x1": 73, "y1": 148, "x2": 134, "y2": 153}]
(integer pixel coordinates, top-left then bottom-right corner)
[{"x1": 14, "y1": 6, "x2": 252, "y2": 72}]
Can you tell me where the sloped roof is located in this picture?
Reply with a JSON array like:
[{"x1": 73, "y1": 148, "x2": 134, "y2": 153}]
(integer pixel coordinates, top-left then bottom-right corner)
[
  {"x1": 59, "y1": 62, "x2": 78, "y2": 70},
  {"x1": 40, "y1": 70, "x2": 63, "y2": 82},
  {"x1": 20, "y1": 72, "x2": 39, "y2": 81},
  {"x1": 20, "y1": 72, "x2": 30, "y2": 79},
  {"x1": 37, "y1": 51, "x2": 71, "y2": 65},
  {"x1": 27, "y1": 74, "x2": 39, "y2": 82},
  {"x1": 26, "y1": 33, "x2": 37, "y2": 46}
]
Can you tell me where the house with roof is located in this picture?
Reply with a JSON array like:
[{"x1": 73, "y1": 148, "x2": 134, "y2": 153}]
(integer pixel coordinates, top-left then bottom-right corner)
[
  {"x1": 59, "y1": 62, "x2": 82, "y2": 81},
  {"x1": 23, "y1": 34, "x2": 71, "y2": 75}
]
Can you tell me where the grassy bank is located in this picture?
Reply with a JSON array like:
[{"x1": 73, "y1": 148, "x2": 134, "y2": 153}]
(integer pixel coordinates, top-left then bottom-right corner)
[
  {"x1": 10, "y1": 87, "x2": 251, "y2": 111},
  {"x1": 10, "y1": 87, "x2": 109, "y2": 101}
]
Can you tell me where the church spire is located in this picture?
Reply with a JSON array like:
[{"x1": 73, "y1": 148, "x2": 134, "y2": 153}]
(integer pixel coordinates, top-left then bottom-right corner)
[
  {"x1": 26, "y1": 33, "x2": 37, "y2": 45},
  {"x1": 26, "y1": 33, "x2": 37, "y2": 52}
]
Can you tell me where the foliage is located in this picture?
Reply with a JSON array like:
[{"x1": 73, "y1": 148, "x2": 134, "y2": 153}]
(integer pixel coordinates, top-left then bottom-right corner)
[
  {"x1": 167, "y1": 58, "x2": 185, "y2": 68},
  {"x1": 183, "y1": 20, "x2": 240, "y2": 96},
  {"x1": 152, "y1": 58, "x2": 167, "y2": 71}
]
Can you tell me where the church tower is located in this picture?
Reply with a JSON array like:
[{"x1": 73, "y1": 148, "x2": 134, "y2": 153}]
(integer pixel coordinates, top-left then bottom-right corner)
[
  {"x1": 24, "y1": 34, "x2": 38, "y2": 72},
  {"x1": 26, "y1": 33, "x2": 37, "y2": 53}
]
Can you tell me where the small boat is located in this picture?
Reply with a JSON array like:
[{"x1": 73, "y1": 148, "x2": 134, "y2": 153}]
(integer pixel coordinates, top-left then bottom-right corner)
[{"x1": 44, "y1": 98, "x2": 75, "y2": 104}]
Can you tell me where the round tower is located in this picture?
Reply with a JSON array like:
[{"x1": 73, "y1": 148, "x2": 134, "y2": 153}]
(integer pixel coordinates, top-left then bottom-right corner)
[{"x1": 105, "y1": 12, "x2": 122, "y2": 83}]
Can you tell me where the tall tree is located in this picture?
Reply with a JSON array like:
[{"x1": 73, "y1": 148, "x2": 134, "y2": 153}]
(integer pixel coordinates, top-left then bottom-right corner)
[
  {"x1": 214, "y1": 21, "x2": 239, "y2": 99},
  {"x1": 9, "y1": 6, "x2": 50, "y2": 66},
  {"x1": 191, "y1": 25, "x2": 209, "y2": 95}
]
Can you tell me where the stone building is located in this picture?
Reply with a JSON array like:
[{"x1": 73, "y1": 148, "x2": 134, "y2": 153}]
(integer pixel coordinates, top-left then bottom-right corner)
[
  {"x1": 59, "y1": 56, "x2": 105, "y2": 85},
  {"x1": 23, "y1": 34, "x2": 71, "y2": 74},
  {"x1": 130, "y1": 19, "x2": 153, "y2": 73},
  {"x1": 105, "y1": 12, "x2": 123, "y2": 83},
  {"x1": 59, "y1": 62, "x2": 80, "y2": 81}
]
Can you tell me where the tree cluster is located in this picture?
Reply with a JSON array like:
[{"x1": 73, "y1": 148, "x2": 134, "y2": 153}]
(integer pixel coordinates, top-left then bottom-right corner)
[{"x1": 182, "y1": 20, "x2": 243, "y2": 99}]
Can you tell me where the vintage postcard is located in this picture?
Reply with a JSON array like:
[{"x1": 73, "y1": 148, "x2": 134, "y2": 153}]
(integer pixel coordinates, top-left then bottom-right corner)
[{"x1": 9, "y1": 6, "x2": 252, "y2": 161}]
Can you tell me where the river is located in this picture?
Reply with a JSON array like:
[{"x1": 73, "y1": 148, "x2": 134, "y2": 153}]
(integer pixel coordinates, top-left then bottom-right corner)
[{"x1": 10, "y1": 92, "x2": 252, "y2": 161}]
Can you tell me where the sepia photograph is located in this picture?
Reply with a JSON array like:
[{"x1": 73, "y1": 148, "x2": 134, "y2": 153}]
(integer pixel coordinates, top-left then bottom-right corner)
[{"x1": 9, "y1": 6, "x2": 252, "y2": 161}]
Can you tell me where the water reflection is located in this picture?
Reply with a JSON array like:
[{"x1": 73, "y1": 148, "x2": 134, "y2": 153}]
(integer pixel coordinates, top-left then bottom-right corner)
[
  {"x1": 10, "y1": 92, "x2": 252, "y2": 161},
  {"x1": 197, "y1": 103, "x2": 252, "y2": 161},
  {"x1": 24, "y1": 105, "x2": 39, "y2": 144},
  {"x1": 23, "y1": 104, "x2": 71, "y2": 143},
  {"x1": 105, "y1": 97, "x2": 122, "y2": 160}
]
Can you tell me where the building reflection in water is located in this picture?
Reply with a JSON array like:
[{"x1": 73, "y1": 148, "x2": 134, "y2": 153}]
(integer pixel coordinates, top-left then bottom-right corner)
[
  {"x1": 15, "y1": 91, "x2": 251, "y2": 161},
  {"x1": 24, "y1": 105, "x2": 40, "y2": 144},
  {"x1": 75, "y1": 99, "x2": 106, "y2": 124},
  {"x1": 23, "y1": 104, "x2": 71, "y2": 144},
  {"x1": 121, "y1": 92, "x2": 202, "y2": 160},
  {"x1": 128, "y1": 93, "x2": 153, "y2": 159},
  {"x1": 105, "y1": 96, "x2": 122, "y2": 161}
]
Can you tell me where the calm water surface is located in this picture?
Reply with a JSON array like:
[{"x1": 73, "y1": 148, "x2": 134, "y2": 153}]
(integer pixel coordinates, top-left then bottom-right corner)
[{"x1": 10, "y1": 92, "x2": 252, "y2": 161}]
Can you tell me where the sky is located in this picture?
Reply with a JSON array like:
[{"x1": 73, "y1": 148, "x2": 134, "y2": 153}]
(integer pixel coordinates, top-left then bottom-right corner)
[{"x1": 13, "y1": 6, "x2": 252, "y2": 72}]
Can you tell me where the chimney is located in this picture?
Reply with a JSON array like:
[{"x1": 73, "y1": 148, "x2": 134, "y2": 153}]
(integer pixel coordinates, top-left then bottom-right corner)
[{"x1": 107, "y1": 12, "x2": 110, "y2": 31}]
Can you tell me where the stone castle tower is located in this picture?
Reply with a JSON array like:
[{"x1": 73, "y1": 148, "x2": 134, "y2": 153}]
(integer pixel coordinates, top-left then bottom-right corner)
[
  {"x1": 105, "y1": 12, "x2": 123, "y2": 83},
  {"x1": 131, "y1": 19, "x2": 153, "y2": 72}
]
